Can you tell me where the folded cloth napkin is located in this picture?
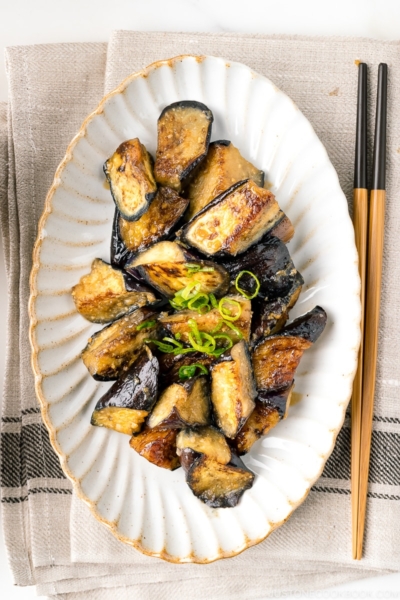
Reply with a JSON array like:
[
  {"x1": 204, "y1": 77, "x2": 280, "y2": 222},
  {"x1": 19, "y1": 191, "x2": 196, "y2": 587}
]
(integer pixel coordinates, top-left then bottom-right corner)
[{"x1": 1, "y1": 31, "x2": 400, "y2": 598}]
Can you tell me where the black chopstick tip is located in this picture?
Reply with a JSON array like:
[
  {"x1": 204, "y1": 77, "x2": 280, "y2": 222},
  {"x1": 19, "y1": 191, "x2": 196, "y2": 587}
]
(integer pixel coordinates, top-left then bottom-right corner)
[
  {"x1": 372, "y1": 64, "x2": 388, "y2": 191},
  {"x1": 354, "y1": 63, "x2": 368, "y2": 189}
]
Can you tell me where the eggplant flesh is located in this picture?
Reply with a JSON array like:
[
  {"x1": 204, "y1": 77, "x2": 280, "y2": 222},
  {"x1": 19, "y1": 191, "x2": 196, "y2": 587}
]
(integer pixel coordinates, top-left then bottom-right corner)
[
  {"x1": 176, "y1": 427, "x2": 231, "y2": 466},
  {"x1": 72, "y1": 258, "x2": 156, "y2": 323},
  {"x1": 136, "y1": 260, "x2": 230, "y2": 299},
  {"x1": 160, "y1": 295, "x2": 251, "y2": 343},
  {"x1": 211, "y1": 340, "x2": 257, "y2": 438},
  {"x1": 104, "y1": 138, "x2": 157, "y2": 221},
  {"x1": 252, "y1": 335, "x2": 311, "y2": 392},
  {"x1": 119, "y1": 187, "x2": 189, "y2": 253},
  {"x1": 186, "y1": 454, "x2": 254, "y2": 508},
  {"x1": 126, "y1": 241, "x2": 190, "y2": 269},
  {"x1": 92, "y1": 346, "x2": 159, "y2": 413},
  {"x1": 154, "y1": 101, "x2": 213, "y2": 191},
  {"x1": 221, "y1": 236, "x2": 303, "y2": 300},
  {"x1": 184, "y1": 140, "x2": 264, "y2": 220},
  {"x1": 281, "y1": 305, "x2": 327, "y2": 343},
  {"x1": 91, "y1": 406, "x2": 148, "y2": 435},
  {"x1": 129, "y1": 426, "x2": 180, "y2": 470},
  {"x1": 233, "y1": 384, "x2": 294, "y2": 455},
  {"x1": 148, "y1": 376, "x2": 210, "y2": 429},
  {"x1": 158, "y1": 352, "x2": 216, "y2": 387},
  {"x1": 180, "y1": 180, "x2": 294, "y2": 257},
  {"x1": 81, "y1": 307, "x2": 159, "y2": 381}
]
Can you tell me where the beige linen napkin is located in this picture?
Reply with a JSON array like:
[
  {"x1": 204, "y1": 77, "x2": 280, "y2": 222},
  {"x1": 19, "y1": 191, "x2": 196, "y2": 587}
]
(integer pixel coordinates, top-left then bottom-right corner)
[{"x1": 1, "y1": 32, "x2": 400, "y2": 598}]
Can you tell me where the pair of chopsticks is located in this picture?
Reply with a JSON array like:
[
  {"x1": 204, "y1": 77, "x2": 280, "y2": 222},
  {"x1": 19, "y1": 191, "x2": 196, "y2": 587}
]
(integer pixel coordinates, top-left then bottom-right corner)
[{"x1": 351, "y1": 63, "x2": 388, "y2": 560}]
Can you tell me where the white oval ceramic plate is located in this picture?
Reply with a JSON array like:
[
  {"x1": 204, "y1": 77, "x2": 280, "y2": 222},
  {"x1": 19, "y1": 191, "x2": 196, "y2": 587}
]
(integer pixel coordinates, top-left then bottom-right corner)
[{"x1": 29, "y1": 55, "x2": 360, "y2": 563}]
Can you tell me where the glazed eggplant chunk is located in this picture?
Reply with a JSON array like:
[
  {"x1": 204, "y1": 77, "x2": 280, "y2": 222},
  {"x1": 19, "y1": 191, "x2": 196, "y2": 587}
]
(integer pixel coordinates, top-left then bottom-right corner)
[
  {"x1": 186, "y1": 453, "x2": 254, "y2": 508},
  {"x1": 177, "y1": 427, "x2": 231, "y2": 468},
  {"x1": 160, "y1": 295, "x2": 251, "y2": 343},
  {"x1": 82, "y1": 307, "x2": 159, "y2": 380},
  {"x1": 221, "y1": 236, "x2": 303, "y2": 299},
  {"x1": 127, "y1": 240, "x2": 190, "y2": 269},
  {"x1": 233, "y1": 384, "x2": 294, "y2": 454},
  {"x1": 185, "y1": 140, "x2": 264, "y2": 220},
  {"x1": 154, "y1": 101, "x2": 213, "y2": 191},
  {"x1": 130, "y1": 426, "x2": 180, "y2": 470},
  {"x1": 104, "y1": 138, "x2": 157, "y2": 221},
  {"x1": 252, "y1": 306, "x2": 327, "y2": 391},
  {"x1": 136, "y1": 260, "x2": 230, "y2": 298},
  {"x1": 211, "y1": 341, "x2": 257, "y2": 438},
  {"x1": 118, "y1": 187, "x2": 189, "y2": 253},
  {"x1": 158, "y1": 351, "x2": 215, "y2": 387},
  {"x1": 180, "y1": 180, "x2": 294, "y2": 257},
  {"x1": 72, "y1": 259, "x2": 156, "y2": 323},
  {"x1": 148, "y1": 376, "x2": 210, "y2": 429}
]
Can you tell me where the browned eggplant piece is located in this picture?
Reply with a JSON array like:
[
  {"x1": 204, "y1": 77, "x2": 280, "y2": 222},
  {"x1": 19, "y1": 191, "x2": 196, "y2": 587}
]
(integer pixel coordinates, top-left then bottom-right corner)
[
  {"x1": 118, "y1": 187, "x2": 189, "y2": 253},
  {"x1": 72, "y1": 259, "x2": 156, "y2": 323},
  {"x1": 280, "y1": 305, "x2": 327, "y2": 343},
  {"x1": 104, "y1": 138, "x2": 157, "y2": 221},
  {"x1": 148, "y1": 376, "x2": 210, "y2": 429},
  {"x1": 186, "y1": 453, "x2": 254, "y2": 508},
  {"x1": 81, "y1": 307, "x2": 159, "y2": 381},
  {"x1": 136, "y1": 260, "x2": 230, "y2": 299},
  {"x1": 184, "y1": 140, "x2": 264, "y2": 220},
  {"x1": 126, "y1": 241, "x2": 190, "y2": 270},
  {"x1": 252, "y1": 335, "x2": 311, "y2": 392},
  {"x1": 211, "y1": 341, "x2": 257, "y2": 438},
  {"x1": 158, "y1": 351, "x2": 216, "y2": 387},
  {"x1": 90, "y1": 407, "x2": 148, "y2": 435},
  {"x1": 251, "y1": 273, "x2": 304, "y2": 344},
  {"x1": 233, "y1": 384, "x2": 294, "y2": 455},
  {"x1": 91, "y1": 346, "x2": 159, "y2": 416},
  {"x1": 176, "y1": 427, "x2": 231, "y2": 468},
  {"x1": 221, "y1": 236, "x2": 303, "y2": 299},
  {"x1": 129, "y1": 426, "x2": 180, "y2": 470},
  {"x1": 160, "y1": 295, "x2": 251, "y2": 343},
  {"x1": 111, "y1": 209, "x2": 135, "y2": 268},
  {"x1": 154, "y1": 101, "x2": 213, "y2": 191},
  {"x1": 179, "y1": 180, "x2": 294, "y2": 257}
]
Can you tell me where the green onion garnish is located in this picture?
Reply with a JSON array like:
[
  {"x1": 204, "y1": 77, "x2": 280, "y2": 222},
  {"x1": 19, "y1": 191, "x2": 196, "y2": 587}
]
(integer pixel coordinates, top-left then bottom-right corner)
[
  {"x1": 185, "y1": 263, "x2": 215, "y2": 276},
  {"x1": 235, "y1": 270, "x2": 261, "y2": 300},
  {"x1": 223, "y1": 319, "x2": 243, "y2": 339},
  {"x1": 187, "y1": 293, "x2": 210, "y2": 312},
  {"x1": 178, "y1": 363, "x2": 209, "y2": 380},
  {"x1": 144, "y1": 339, "x2": 175, "y2": 353},
  {"x1": 136, "y1": 319, "x2": 157, "y2": 331},
  {"x1": 218, "y1": 297, "x2": 242, "y2": 322},
  {"x1": 209, "y1": 293, "x2": 218, "y2": 308},
  {"x1": 162, "y1": 337, "x2": 183, "y2": 350}
]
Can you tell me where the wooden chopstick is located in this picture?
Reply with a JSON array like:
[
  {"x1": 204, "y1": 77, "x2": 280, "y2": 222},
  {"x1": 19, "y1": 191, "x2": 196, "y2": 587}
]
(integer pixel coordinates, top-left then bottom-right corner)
[
  {"x1": 351, "y1": 62, "x2": 368, "y2": 560},
  {"x1": 356, "y1": 63, "x2": 388, "y2": 560}
]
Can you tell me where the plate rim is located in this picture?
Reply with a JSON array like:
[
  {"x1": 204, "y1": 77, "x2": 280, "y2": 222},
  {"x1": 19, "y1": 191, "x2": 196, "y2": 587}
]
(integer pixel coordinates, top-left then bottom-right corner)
[{"x1": 29, "y1": 54, "x2": 361, "y2": 564}]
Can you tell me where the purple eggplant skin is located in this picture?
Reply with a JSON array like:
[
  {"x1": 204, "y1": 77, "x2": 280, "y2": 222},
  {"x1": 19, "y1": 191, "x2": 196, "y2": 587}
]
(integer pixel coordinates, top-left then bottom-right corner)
[
  {"x1": 281, "y1": 306, "x2": 327, "y2": 344},
  {"x1": 257, "y1": 383, "x2": 293, "y2": 419},
  {"x1": 111, "y1": 208, "x2": 135, "y2": 268},
  {"x1": 93, "y1": 346, "x2": 159, "y2": 413},
  {"x1": 220, "y1": 235, "x2": 304, "y2": 299}
]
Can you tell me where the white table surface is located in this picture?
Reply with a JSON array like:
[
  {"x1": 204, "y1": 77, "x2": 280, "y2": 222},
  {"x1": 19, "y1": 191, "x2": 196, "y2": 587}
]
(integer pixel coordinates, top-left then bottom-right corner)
[{"x1": 1, "y1": 1, "x2": 400, "y2": 597}]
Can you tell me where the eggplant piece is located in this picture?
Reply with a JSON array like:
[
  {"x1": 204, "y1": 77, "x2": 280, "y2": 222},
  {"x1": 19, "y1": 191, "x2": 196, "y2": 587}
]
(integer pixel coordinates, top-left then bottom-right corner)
[
  {"x1": 118, "y1": 187, "x2": 189, "y2": 253},
  {"x1": 160, "y1": 295, "x2": 251, "y2": 343},
  {"x1": 179, "y1": 180, "x2": 294, "y2": 257},
  {"x1": 154, "y1": 101, "x2": 213, "y2": 191},
  {"x1": 104, "y1": 138, "x2": 157, "y2": 221},
  {"x1": 126, "y1": 241, "x2": 190, "y2": 270},
  {"x1": 184, "y1": 140, "x2": 264, "y2": 220},
  {"x1": 252, "y1": 335, "x2": 311, "y2": 392},
  {"x1": 158, "y1": 351, "x2": 216, "y2": 387},
  {"x1": 90, "y1": 406, "x2": 148, "y2": 435},
  {"x1": 211, "y1": 341, "x2": 257, "y2": 438},
  {"x1": 111, "y1": 208, "x2": 135, "y2": 268},
  {"x1": 91, "y1": 346, "x2": 159, "y2": 417},
  {"x1": 251, "y1": 273, "x2": 303, "y2": 344},
  {"x1": 176, "y1": 427, "x2": 231, "y2": 467},
  {"x1": 221, "y1": 236, "x2": 303, "y2": 299},
  {"x1": 148, "y1": 376, "x2": 210, "y2": 429},
  {"x1": 281, "y1": 305, "x2": 327, "y2": 343},
  {"x1": 81, "y1": 307, "x2": 159, "y2": 381},
  {"x1": 233, "y1": 384, "x2": 294, "y2": 455},
  {"x1": 136, "y1": 260, "x2": 230, "y2": 299},
  {"x1": 71, "y1": 259, "x2": 156, "y2": 323},
  {"x1": 186, "y1": 453, "x2": 254, "y2": 508},
  {"x1": 129, "y1": 426, "x2": 180, "y2": 470}
]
